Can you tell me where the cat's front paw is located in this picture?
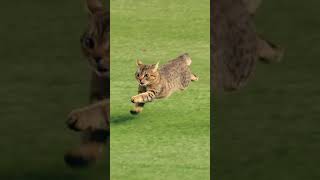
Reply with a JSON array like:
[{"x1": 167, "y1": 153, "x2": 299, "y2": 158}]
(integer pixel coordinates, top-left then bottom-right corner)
[
  {"x1": 64, "y1": 142, "x2": 103, "y2": 168},
  {"x1": 131, "y1": 95, "x2": 143, "y2": 103},
  {"x1": 67, "y1": 106, "x2": 106, "y2": 132}
]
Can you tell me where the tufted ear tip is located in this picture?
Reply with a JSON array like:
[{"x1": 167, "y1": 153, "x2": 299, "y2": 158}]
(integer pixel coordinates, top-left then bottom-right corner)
[
  {"x1": 152, "y1": 61, "x2": 159, "y2": 72},
  {"x1": 86, "y1": 0, "x2": 104, "y2": 14},
  {"x1": 136, "y1": 59, "x2": 143, "y2": 66}
]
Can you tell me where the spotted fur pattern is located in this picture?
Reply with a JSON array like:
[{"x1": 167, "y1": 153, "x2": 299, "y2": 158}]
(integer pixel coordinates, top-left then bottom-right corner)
[
  {"x1": 212, "y1": 0, "x2": 283, "y2": 92},
  {"x1": 130, "y1": 53, "x2": 198, "y2": 114},
  {"x1": 65, "y1": 0, "x2": 109, "y2": 168}
]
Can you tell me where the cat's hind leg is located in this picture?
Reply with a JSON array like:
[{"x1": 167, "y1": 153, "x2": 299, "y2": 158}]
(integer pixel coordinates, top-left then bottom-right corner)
[{"x1": 191, "y1": 73, "x2": 199, "y2": 81}]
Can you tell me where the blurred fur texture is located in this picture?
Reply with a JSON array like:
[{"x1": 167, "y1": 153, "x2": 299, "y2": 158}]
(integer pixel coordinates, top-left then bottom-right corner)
[
  {"x1": 212, "y1": 0, "x2": 283, "y2": 92},
  {"x1": 65, "y1": 0, "x2": 109, "y2": 168},
  {"x1": 130, "y1": 53, "x2": 198, "y2": 114}
]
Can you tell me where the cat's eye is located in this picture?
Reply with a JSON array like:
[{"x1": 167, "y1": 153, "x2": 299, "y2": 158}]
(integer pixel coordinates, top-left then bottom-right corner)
[
  {"x1": 145, "y1": 74, "x2": 149, "y2": 77},
  {"x1": 82, "y1": 37, "x2": 95, "y2": 49}
]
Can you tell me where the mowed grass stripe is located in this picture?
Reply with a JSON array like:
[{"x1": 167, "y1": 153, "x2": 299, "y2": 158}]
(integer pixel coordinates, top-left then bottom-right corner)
[{"x1": 111, "y1": 0, "x2": 210, "y2": 179}]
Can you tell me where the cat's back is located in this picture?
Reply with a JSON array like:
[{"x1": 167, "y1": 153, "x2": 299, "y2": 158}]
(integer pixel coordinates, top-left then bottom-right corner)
[
  {"x1": 212, "y1": 0, "x2": 258, "y2": 91},
  {"x1": 160, "y1": 54, "x2": 190, "y2": 73},
  {"x1": 159, "y1": 54, "x2": 192, "y2": 89}
]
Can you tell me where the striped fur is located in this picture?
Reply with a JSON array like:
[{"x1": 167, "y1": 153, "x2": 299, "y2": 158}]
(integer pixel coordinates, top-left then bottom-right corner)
[
  {"x1": 130, "y1": 53, "x2": 198, "y2": 114},
  {"x1": 65, "y1": 0, "x2": 109, "y2": 168},
  {"x1": 212, "y1": 0, "x2": 283, "y2": 92}
]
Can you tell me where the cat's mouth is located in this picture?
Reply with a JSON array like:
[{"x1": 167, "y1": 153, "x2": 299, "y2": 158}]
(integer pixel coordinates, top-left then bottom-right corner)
[
  {"x1": 97, "y1": 66, "x2": 108, "y2": 73},
  {"x1": 139, "y1": 82, "x2": 148, "y2": 86},
  {"x1": 89, "y1": 64, "x2": 109, "y2": 77}
]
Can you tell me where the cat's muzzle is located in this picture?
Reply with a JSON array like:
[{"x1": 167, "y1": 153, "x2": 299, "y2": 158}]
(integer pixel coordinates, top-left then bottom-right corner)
[
  {"x1": 139, "y1": 82, "x2": 147, "y2": 86},
  {"x1": 89, "y1": 65, "x2": 109, "y2": 77},
  {"x1": 97, "y1": 66, "x2": 109, "y2": 73}
]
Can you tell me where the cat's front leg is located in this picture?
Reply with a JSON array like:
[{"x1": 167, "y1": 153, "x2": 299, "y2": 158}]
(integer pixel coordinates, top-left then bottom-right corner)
[
  {"x1": 64, "y1": 131, "x2": 107, "y2": 168},
  {"x1": 130, "y1": 85, "x2": 147, "y2": 114},
  {"x1": 131, "y1": 90, "x2": 157, "y2": 103},
  {"x1": 67, "y1": 99, "x2": 109, "y2": 132}
]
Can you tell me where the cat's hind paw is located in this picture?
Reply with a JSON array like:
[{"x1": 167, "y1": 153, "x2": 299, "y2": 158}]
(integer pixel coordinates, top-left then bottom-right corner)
[{"x1": 191, "y1": 74, "x2": 199, "y2": 81}]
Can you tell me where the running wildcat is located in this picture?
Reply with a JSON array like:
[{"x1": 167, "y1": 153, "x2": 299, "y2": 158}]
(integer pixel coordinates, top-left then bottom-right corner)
[
  {"x1": 65, "y1": 0, "x2": 109, "y2": 168},
  {"x1": 130, "y1": 53, "x2": 198, "y2": 114}
]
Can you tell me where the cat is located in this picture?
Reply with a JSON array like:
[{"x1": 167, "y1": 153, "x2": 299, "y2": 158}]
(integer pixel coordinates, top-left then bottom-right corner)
[
  {"x1": 130, "y1": 53, "x2": 198, "y2": 114},
  {"x1": 64, "y1": 0, "x2": 109, "y2": 168},
  {"x1": 212, "y1": 0, "x2": 283, "y2": 92}
]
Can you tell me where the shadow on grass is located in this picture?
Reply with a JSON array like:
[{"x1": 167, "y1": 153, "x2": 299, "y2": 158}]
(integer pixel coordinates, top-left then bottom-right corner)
[
  {"x1": 111, "y1": 114, "x2": 137, "y2": 124},
  {"x1": 1, "y1": 171, "x2": 83, "y2": 180},
  {"x1": 1, "y1": 162, "x2": 110, "y2": 179}
]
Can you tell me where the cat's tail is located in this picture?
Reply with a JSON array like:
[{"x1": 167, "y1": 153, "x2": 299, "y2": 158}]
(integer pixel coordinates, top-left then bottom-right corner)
[{"x1": 180, "y1": 53, "x2": 192, "y2": 66}]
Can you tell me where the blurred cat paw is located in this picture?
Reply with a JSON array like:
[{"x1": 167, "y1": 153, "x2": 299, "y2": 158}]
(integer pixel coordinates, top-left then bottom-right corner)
[
  {"x1": 67, "y1": 105, "x2": 106, "y2": 131},
  {"x1": 64, "y1": 142, "x2": 103, "y2": 168},
  {"x1": 131, "y1": 95, "x2": 143, "y2": 103},
  {"x1": 130, "y1": 110, "x2": 140, "y2": 115}
]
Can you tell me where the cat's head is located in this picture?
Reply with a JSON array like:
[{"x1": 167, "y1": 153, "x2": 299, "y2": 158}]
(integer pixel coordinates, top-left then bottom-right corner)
[
  {"x1": 135, "y1": 60, "x2": 160, "y2": 86},
  {"x1": 81, "y1": 0, "x2": 109, "y2": 77}
]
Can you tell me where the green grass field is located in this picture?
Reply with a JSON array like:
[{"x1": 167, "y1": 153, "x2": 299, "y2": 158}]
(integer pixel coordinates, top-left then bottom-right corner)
[
  {"x1": 110, "y1": 0, "x2": 210, "y2": 179},
  {"x1": 4, "y1": 0, "x2": 318, "y2": 179},
  {"x1": 0, "y1": 1, "x2": 107, "y2": 179},
  {"x1": 214, "y1": 0, "x2": 320, "y2": 179}
]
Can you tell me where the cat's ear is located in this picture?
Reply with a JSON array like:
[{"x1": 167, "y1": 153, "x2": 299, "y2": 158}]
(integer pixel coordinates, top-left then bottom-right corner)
[
  {"x1": 136, "y1": 59, "x2": 143, "y2": 66},
  {"x1": 152, "y1": 61, "x2": 159, "y2": 72},
  {"x1": 86, "y1": 0, "x2": 103, "y2": 14}
]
